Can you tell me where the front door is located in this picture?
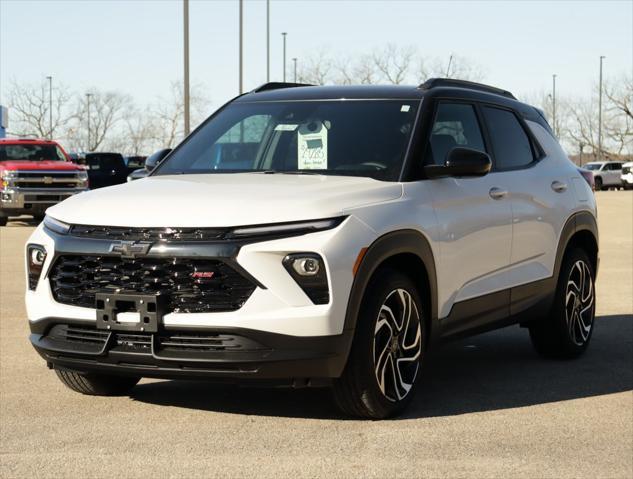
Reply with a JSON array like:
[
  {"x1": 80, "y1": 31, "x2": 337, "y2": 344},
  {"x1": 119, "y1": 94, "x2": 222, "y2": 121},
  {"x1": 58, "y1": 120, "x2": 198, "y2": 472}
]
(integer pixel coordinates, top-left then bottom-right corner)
[{"x1": 422, "y1": 102, "x2": 513, "y2": 331}]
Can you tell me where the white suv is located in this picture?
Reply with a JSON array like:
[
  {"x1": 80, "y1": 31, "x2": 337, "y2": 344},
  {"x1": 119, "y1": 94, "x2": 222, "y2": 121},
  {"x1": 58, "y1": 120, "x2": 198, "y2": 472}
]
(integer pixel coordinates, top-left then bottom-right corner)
[
  {"x1": 25, "y1": 80, "x2": 599, "y2": 418},
  {"x1": 584, "y1": 161, "x2": 625, "y2": 190}
]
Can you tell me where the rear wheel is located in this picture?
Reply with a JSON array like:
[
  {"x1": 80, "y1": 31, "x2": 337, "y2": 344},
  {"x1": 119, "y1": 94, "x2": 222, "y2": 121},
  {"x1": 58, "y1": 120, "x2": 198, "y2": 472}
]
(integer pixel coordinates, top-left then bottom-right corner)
[
  {"x1": 55, "y1": 369, "x2": 140, "y2": 396},
  {"x1": 529, "y1": 248, "x2": 596, "y2": 358},
  {"x1": 333, "y1": 270, "x2": 425, "y2": 419},
  {"x1": 0, "y1": 216, "x2": 7, "y2": 227}
]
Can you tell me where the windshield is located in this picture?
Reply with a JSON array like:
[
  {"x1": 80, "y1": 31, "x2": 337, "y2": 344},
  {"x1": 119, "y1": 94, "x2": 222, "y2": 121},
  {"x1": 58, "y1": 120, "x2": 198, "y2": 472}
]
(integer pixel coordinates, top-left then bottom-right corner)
[
  {"x1": 0, "y1": 144, "x2": 67, "y2": 162},
  {"x1": 584, "y1": 163, "x2": 602, "y2": 171},
  {"x1": 155, "y1": 100, "x2": 420, "y2": 181}
]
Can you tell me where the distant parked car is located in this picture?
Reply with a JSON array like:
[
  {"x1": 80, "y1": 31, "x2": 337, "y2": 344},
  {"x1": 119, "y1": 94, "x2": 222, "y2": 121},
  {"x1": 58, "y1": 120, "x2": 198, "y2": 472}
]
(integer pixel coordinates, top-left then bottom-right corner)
[
  {"x1": 620, "y1": 162, "x2": 633, "y2": 190},
  {"x1": 126, "y1": 148, "x2": 171, "y2": 182},
  {"x1": 583, "y1": 161, "x2": 625, "y2": 190},
  {"x1": 81, "y1": 153, "x2": 128, "y2": 189},
  {"x1": 124, "y1": 156, "x2": 146, "y2": 175}
]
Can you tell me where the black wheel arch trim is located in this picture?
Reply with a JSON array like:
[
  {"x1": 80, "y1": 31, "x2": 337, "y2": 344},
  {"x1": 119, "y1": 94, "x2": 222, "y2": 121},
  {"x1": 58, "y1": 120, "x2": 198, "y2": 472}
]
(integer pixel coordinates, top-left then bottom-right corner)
[
  {"x1": 342, "y1": 229, "x2": 438, "y2": 342},
  {"x1": 554, "y1": 210, "x2": 599, "y2": 281}
]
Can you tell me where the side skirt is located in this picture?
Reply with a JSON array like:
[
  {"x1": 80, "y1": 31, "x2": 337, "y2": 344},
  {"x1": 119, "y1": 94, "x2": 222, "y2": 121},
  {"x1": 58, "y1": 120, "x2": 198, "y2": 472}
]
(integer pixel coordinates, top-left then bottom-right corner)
[{"x1": 438, "y1": 277, "x2": 555, "y2": 342}]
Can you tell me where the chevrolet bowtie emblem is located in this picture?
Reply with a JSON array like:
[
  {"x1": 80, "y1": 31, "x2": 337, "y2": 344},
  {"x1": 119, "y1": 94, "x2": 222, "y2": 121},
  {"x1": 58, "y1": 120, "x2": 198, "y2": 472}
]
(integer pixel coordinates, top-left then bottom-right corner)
[{"x1": 109, "y1": 241, "x2": 152, "y2": 258}]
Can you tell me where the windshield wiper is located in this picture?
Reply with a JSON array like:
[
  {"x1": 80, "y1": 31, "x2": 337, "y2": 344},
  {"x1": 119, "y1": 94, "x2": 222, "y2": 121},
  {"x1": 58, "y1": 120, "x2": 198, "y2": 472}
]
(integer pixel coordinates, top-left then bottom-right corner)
[{"x1": 262, "y1": 170, "x2": 323, "y2": 175}]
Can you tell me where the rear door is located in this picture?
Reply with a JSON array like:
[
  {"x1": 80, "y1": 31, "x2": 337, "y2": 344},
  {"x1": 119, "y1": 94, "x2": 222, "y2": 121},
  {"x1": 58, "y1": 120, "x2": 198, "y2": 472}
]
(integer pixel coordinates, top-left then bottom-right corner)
[
  {"x1": 422, "y1": 102, "x2": 513, "y2": 331},
  {"x1": 480, "y1": 106, "x2": 574, "y2": 306}
]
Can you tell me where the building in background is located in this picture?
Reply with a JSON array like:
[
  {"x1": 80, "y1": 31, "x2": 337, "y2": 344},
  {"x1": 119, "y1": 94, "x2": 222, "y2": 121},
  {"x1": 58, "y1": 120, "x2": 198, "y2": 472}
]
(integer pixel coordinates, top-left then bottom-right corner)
[{"x1": 0, "y1": 106, "x2": 7, "y2": 138}]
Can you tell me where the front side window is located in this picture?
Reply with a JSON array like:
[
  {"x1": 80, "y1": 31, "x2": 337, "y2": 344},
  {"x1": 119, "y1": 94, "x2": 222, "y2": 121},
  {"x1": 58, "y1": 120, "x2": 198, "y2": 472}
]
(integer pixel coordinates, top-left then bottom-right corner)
[
  {"x1": 425, "y1": 103, "x2": 486, "y2": 165},
  {"x1": 482, "y1": 107, "x2": 534, "y2": 170},
  {"x1": 584, "y1": 163, "x2": 603, "y2": 171},
  {"x1": 155, "y1": 100, "x2": 420, "y2": 181}
]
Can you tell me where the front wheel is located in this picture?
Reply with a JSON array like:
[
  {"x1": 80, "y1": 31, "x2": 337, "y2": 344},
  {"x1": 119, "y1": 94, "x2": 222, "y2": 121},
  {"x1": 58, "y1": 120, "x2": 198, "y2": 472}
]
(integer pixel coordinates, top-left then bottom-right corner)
[
  {"x1": 55, "y1": 369, "x2": 140, "y2": 396},
  {"x1": 332, "y1": 269, "x2": 425, "y2": 419},
  {"x1": 528, "y1": 248, "x2": 596, "y2": 358}
]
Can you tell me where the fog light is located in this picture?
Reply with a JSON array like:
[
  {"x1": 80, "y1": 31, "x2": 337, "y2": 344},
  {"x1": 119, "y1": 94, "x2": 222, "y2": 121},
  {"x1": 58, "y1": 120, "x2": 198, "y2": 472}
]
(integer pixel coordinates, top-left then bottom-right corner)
[
  {"x1": 291, "y1": 257, "x2": 320, "y2": 276},
  {"x1": 283, "y1": 253, "x2": 329, "y2": 304},
  {"x1": 27, "y1": 244, "x2": 47, "y2": 290}
]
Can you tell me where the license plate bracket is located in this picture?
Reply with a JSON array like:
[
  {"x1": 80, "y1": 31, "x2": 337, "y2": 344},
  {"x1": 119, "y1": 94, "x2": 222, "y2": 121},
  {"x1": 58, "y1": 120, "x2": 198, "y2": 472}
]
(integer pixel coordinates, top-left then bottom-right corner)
[{"x1": 95, "y1": 292, "x2": 166, "y2": 333}]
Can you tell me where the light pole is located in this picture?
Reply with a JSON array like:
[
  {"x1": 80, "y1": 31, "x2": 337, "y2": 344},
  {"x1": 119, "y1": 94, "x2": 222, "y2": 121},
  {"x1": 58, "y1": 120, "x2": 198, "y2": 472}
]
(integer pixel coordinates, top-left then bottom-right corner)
[
  {"x1": 85, "y1": 93, "x2": 93, "y2": 152},
  {"x1": 239, "y1": 0, "x2": 243, "y2": 93},
  {"x1": 598, "y1": 55, "x2": 605, "y2": 161},
  {"x1": 266, "y1": 0, "x2": 270, "y2": 82},
  {"x1": 46, "y1": 76, "x2": 53, "y2": 139},
  {"x1": 183, "y1": 0, "x2": 191, "y2": 136},
  {"x1": 281, "y1": 32, "x2": 287, "y2": 82},
  {"x1": 552, "y1": 74, "x2": 557, "y2": 137},
  {"x1": 292, "y1": 58, "x2": 297, "y2": 83}
]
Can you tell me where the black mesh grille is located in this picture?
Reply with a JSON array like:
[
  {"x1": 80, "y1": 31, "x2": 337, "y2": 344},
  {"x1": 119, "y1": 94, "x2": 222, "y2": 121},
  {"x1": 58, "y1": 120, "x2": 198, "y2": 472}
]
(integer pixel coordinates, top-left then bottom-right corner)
[
  {"x1": 45, "y1": 324, "x2": 268, "y2": 353},
  {"x1": 69, "y1": 225, "x2": 230, "y2": 242},
  {"x1": 49, "y1": 255, "x2": 256, "y2": 313}
]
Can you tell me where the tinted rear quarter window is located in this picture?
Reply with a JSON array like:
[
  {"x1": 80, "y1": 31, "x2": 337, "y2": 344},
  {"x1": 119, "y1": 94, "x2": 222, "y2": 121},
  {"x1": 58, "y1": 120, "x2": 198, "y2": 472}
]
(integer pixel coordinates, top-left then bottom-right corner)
[{"x1": 482, "y1": 106, "x2": 534, "y2": 170}]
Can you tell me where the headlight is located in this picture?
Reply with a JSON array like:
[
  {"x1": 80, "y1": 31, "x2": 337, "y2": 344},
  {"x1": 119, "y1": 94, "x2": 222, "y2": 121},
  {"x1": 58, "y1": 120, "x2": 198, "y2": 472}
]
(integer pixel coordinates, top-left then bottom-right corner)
[
  {"x1": 230, "y1": 217, "x2": 345, "y2": 239},
  {"x1": 77, "y1": 170, "x2": 89, "y2": 187},
  {"x1": 283, "y1": 253, "x2": 329, "y2": 304},
  {"x1": 1, "y1": 170, "x2": 17, "y2": 180},
  {"x1": 43, "y1": 215, "x2": 71, "y2": 235},
  {"x1": 26, "y1": 244, "x2": 47, "y2": 290}
]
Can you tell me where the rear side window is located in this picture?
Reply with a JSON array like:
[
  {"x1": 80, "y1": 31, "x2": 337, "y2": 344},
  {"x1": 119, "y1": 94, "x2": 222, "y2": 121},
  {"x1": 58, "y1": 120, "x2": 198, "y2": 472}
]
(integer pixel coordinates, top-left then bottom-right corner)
[
  {"x1": 482, "y1": 107, "x2": 534, "y2": 170},
  {"x1": 426, "y1": 103, "x2": 486, "y2": 165}
]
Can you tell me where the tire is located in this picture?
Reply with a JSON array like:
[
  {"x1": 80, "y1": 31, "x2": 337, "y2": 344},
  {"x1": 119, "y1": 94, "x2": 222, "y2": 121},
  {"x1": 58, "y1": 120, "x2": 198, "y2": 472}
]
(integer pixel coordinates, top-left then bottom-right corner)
[
  {"x1": 594, "y1": 177, "x2": 603, "y2": 191},
  {"x1": 55, "y1": 369, "x2": 140, "y2": 396},
  {"x1": 332, "y1": 269, "x2": 425, "y2": 419},
  {"x1": 528, "y1": 248, "x2": 596, "y2": 359},
  {"x1": 0, "y1": 216, "x2": 7, "y2": 227}
]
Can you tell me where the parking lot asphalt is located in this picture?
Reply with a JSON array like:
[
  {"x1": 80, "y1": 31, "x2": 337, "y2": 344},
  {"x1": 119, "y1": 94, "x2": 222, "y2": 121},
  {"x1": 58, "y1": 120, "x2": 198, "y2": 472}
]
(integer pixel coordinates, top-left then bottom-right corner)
[{"x1": 1, "y1": 191, "x2": 631, "y2": 479}]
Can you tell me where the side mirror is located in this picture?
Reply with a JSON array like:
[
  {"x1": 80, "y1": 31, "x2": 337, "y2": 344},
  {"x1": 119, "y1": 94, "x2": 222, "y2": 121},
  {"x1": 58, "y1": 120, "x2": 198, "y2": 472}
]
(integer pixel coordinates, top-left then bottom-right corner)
[
  {"x1": 145, "y1": 148, "x2": 172, "y2": 172},
  {"x1": 424, "y1": 147, "x2": 492, "y2": 179}
]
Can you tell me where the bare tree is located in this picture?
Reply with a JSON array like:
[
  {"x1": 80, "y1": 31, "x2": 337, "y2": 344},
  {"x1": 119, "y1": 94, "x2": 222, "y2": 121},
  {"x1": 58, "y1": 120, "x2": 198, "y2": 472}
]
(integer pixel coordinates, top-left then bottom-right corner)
[
  {"x1": 123, "y1": 105, "x2": 157, "y2": 156},
  {"x1": 372, "y1": 44, "x2": 415, "y2": 84},
  {"x1": 418, "y1": 54, "x2": 486, "y2": 83},
  {"x1": 68, "y1": 90, "x2": 129, "y2": 152},
  {"x1": 7, "y1": 79, "x2": 72, "y2": 139},
  {"x1": 296, "y1": 51, "x2": 333, "y2": 86},
  {"x1": 152, "y1": 81, "x2": 210, "y2": 148}
]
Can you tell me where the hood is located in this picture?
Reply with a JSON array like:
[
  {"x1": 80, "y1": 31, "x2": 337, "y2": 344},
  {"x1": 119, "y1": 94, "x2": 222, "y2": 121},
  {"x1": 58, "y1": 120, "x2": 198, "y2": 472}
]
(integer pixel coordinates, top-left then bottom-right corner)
[
  {"x1": 0, "y1": 160, "x2": 82, "y2": 171},
  {"x1": 47, "y1": 173, "x2": 402, "y2": 227}
]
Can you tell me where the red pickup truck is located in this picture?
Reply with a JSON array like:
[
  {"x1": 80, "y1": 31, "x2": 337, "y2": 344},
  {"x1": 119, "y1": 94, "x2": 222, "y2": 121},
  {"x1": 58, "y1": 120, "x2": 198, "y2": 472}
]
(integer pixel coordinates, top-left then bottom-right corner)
[{"x1": 0, "y1": 138, "x2": 89, "y2": 226}]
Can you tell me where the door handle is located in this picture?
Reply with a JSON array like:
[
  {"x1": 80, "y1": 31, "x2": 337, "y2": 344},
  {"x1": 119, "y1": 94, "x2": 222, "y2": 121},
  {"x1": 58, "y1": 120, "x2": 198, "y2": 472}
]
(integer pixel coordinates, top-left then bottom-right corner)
[
  {"x1": 489, "y1": 187, "x2": 508, "y2": 200},
  {"x1": 551, "y1": 181, "x2": 568, "y2": 193}
]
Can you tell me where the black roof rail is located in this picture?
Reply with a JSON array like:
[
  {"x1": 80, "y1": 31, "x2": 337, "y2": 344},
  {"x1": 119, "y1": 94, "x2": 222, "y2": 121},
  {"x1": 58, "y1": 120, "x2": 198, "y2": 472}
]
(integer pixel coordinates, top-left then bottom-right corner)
[
  {"x1": 418, "y1": 78, "x2": 516, "y2": 100},
  {"x1": 252, "y1": 82, "x2": 314, "y2": 93}
]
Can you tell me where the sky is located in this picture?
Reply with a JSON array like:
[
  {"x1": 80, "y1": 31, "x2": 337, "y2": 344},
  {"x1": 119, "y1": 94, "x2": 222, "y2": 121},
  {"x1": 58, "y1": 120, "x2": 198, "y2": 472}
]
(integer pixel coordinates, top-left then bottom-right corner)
[{"x1": 1, "y1": 0, "x2": 632, "y2": 113}]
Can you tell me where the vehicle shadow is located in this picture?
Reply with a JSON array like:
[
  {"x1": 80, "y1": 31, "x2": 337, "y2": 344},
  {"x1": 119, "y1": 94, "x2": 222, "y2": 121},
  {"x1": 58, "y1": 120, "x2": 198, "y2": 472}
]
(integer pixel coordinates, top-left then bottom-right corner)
[
  {"x1": 130, "y1": 314, "x2": 632, "y2": 420},
  {"x1": 4, "y1": 217, "x2": 40, "y2": 227}
]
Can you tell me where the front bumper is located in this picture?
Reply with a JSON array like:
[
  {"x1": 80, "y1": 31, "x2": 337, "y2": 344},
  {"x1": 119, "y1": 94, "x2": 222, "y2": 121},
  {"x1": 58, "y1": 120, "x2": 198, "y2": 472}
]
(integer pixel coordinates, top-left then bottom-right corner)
[
  {"x1": 1, "y1": 187, "x2": 87, "y2": 215},
  {"x1": 30, "y1": 317, "x2": 352, "y2": 381},
  {"x1": 621, "y1": 173, "x2": 633, "y2": 185}
]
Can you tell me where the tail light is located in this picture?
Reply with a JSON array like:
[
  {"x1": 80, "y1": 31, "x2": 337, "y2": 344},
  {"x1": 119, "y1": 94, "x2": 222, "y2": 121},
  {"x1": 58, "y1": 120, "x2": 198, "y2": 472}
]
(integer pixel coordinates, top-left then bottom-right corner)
[{"x1": 578, "y1": 168, "x2": 595, "y2": 191}]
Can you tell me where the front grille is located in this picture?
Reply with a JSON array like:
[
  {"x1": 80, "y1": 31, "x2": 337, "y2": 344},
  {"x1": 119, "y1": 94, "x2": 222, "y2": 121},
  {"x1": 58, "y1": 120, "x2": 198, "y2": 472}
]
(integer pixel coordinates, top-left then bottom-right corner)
[
  {"x1": 24, "y1": 194, "x2": 71, "y2": 202},
  {"x1": 69, "y1": 225, "x2": 230, "y2": 242},
  {"x1": 49, "y1": 255, "x2": 256, "y2": 313},
  {"x1": 16, "y1": 181, "x2": 78, "y2": 188},
  {"x1": 46, "y1": 323, "x2": 268, "y2": 353}
]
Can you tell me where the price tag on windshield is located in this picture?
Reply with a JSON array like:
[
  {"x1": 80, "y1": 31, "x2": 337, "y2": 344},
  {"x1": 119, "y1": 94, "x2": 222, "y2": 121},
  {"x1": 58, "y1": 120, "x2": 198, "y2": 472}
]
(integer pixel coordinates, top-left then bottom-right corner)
[{"x1": 298, "y1": 122, "x2": 328, "y2": 170}]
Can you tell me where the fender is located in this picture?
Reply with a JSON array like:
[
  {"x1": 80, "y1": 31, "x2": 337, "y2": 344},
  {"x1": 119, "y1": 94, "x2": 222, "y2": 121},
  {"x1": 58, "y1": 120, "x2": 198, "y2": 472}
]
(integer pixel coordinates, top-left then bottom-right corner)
[
  {"x1": 553, "y1": 210, "x2": 599, "y2": 282},
  {"x1": 342, "y1": 229, "x2": 439, "y2": 343}
]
